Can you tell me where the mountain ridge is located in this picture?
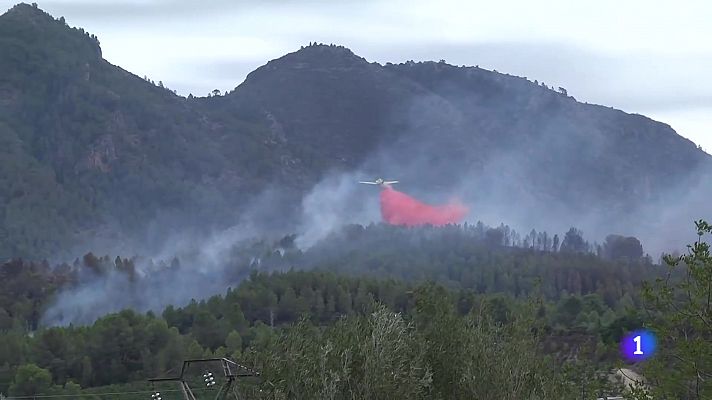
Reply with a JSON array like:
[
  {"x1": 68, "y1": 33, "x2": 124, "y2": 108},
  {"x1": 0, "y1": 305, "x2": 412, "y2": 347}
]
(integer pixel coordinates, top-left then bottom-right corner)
[{"x1": 0, "y1": 4, "x2": 709, "y2": 259}]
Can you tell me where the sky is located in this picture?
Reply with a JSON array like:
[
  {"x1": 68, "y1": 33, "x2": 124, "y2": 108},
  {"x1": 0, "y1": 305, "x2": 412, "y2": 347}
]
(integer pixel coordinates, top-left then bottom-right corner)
[{"x1": 4, "y1": 0, "x2": 712, "y2": 153}]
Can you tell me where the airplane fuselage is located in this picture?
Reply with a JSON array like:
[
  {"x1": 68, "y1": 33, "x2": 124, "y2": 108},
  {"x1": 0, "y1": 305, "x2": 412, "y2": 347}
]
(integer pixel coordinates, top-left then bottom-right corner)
[{"x1": 359, "y1": 178, "x2": 399, "y2": 187}]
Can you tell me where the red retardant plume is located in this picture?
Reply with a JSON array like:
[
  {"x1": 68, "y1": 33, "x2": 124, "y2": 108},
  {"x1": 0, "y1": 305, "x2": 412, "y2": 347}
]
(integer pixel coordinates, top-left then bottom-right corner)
[{"x1": 380, "y1": 186, "x2": 468, "y2": 226}]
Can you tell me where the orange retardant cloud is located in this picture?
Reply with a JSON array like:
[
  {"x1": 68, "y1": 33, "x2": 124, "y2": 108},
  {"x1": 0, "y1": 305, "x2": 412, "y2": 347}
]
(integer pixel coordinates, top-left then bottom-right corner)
[{"x1": 380, "y1": 186, "x2": 468, "y2": 226}]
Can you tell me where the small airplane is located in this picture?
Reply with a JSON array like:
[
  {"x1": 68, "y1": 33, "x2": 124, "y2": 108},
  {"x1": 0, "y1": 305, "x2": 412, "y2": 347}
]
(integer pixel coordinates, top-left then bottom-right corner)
[{"x1": 359, "y1": 178, "x2": 399, "y2": 187}]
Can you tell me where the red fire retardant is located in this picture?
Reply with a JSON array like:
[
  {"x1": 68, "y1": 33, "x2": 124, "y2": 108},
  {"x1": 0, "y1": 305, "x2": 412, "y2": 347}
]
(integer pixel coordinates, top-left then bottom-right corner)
[{"x1": 379, "y1": 186, "x2": 468, "y2": 226}]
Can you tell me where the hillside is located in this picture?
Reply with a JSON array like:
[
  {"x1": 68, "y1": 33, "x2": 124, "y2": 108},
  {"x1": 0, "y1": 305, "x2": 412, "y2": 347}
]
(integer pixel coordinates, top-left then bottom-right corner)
[
  {"x1": 0, "y1": 222, "x2": 650, "y2": 328},
  {"x1": 3, "y1": 217, "x2": 711, "y2": 399},
  {"x1": 1, "y1": 222, "x2": 652, "y2": 395},
  {"x1": 0, "y1": 3, "x2": 710, "y2": 259},
  {"x1": 0, "y1": 267, "x2": 627, "y2": 398},
  {"x1": 0, "y1": 4, "x2": 303, "y2": 258}
]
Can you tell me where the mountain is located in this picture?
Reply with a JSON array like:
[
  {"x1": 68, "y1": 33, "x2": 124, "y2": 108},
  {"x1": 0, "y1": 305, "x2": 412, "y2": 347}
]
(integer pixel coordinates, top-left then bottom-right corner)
[
  {"x1": 0, "y1": 3, "x2": 304, "y2": 258},
  {"x1": 0, "y1": 3, "x2": 710, "y2": 259}
]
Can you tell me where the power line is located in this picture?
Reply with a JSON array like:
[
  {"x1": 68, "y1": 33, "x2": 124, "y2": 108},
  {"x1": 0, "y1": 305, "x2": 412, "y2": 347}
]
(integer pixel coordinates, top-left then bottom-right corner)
[
  {"x1": 4, "y1": 387, "x2": 212, "y2": 399},
  {"x1": 4, "y1": 358, "x2": 260, "y2": 400}
]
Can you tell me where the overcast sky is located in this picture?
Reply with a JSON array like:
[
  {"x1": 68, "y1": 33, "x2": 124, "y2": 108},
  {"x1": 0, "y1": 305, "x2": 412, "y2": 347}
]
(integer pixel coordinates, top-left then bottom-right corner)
[{"x1": 5, "y1": 0, "x2": 712, "y2": 153}]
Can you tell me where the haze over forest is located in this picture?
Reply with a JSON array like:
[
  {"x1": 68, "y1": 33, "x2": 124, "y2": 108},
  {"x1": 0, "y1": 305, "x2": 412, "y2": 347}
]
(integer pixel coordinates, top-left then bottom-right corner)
[
  {"x1": 2, "y1": 3, "x2": 712, "y2": 399},
  {"x1": 1, "y1": 3, "x2": 710, "y2": 263}
]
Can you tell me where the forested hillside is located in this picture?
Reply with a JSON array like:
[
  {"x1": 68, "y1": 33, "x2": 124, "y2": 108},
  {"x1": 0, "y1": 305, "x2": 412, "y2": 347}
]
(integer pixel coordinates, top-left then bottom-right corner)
[
  {"x1": 0, "y1": 223, "x2": 653, "y2": 395},
  {"x1": 0, "y1": 269, "x2": 632, "y2": 398},
  {"x1": 1, "y1": 222, "x2": 651, "y2": 328},
  {"x1": 2, "y1": 2, "x2": 711, "y2": 399},
  {"x1": 3, "y1": 221, "x2": 711, "y2": 399},
  {"x1": 1, "y1": 3, "x2": 710, "y2": 259},
  {"x1": 1, "y1": 224, "x2": 656, "y2": 398}
]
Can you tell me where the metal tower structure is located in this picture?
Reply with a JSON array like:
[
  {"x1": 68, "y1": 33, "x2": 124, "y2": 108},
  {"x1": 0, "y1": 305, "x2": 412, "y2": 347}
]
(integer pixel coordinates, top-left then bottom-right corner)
[{"x1": 149, "y1": 358, "x2": 260, "y2": 400}]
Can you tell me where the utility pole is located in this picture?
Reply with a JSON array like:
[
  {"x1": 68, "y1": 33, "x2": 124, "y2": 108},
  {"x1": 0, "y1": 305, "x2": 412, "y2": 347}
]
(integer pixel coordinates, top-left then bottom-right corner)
[{"x1": 149, "y1": 358, "x2": 260, "y2": 400}]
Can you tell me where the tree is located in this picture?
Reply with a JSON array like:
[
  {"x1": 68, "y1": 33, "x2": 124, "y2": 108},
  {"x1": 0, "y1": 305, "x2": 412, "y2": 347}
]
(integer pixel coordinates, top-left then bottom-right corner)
[
  {"x1": 185, "y1": 339, "x2": 204, "y2": 359},
  {"x1": 359, "y1": 307, "x2": 432, "y2": 399},
  {"x1": 0, "y1": 309, "x2": 12, "y2": 331},
  {"x1": 413, "y1": 284, "x2": 465, "y2": 398},
  {"x1": 552, "y1": 234, "x2": 560, "y2": 252},
  {"x1": 225, "y1": 330, "x2": 242, "y2": 359},
  {"x1": 157, "y1": 328, "x2": 184, "y2": 374},
  {"x1": 82, "y1": 252, "x2": 101, "y2": 273},
  {"x1": 528, "y1": 229, "x2": 537, "y2": 249},
  {"x1": 602, "y1": 234, "x2": 643, "y2": 261},
  {"x1": 554, "y1": 296, "x2": 582, "y2": 326},
  {"x1": 9, "y1": 364, "x2": 52, "y2": 397},
  {"x1": 278, "y1": 287, "x2": 299, "y2": 321},
  {"x1": 80, "y1": 356, "x2": 92, "y2": 388},
  {"x1": 62, "y1": 381, "x2": 81, "y2": 396},
  {"x1": 485, "y1": 228, "x2": 504, "y2": 247},
  {"x1": 191, "y1": 310, "x2": 222, "y2": 350},
  {"x1": 637, "y1": 220, "x2": 712, "y2": 399},
  {"x1": 560, "y1": 227, "x2": 587, "y2": 253},
  {"x1": 254, "y1": 306, "x2": 432, "y2": 399}
]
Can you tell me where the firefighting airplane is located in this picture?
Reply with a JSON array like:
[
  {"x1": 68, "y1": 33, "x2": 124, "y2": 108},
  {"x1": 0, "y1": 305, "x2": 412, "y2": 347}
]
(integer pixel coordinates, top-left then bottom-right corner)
[{"x1": 358, "y1": 178, "x2": 399, "y2": 187}]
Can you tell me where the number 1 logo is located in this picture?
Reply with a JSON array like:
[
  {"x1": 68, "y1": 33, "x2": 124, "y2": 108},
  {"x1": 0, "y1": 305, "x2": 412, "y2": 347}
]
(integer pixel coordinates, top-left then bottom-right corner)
[
  {"x1": 620, "y1": 329, "x2": 656, "y2": 361},
  {"x1": 633, "y1": 335, "x2": 643, "y2": 355}
]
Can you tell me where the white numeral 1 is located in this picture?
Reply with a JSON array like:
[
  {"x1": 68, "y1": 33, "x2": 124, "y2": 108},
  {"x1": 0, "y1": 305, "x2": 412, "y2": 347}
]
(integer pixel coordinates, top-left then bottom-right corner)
[{"x1": 633, "y1": 335, "x2": 643, "y2": 355}]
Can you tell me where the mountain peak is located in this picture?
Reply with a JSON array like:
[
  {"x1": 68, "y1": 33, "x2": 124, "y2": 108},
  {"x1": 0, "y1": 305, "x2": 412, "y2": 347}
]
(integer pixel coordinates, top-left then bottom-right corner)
[
  {"x1": 1, "y1": 2, "x2": 102, "y2": 60},
  {"x1": 296, "y1": 43, "x2": 360, "y2": 57},
  {"x1": 240, "y1": 43, "x2": 374, "y2": 88},
  {"x1": 3, "y1": 2, "x2": 54, "y2": 24},
  {"x1": 272, "y1": 43, "x2": 369, "y2": 69}
]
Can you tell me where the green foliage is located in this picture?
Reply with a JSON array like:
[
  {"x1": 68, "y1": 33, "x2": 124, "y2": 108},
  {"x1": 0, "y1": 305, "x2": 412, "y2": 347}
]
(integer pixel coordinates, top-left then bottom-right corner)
[
  {"x1": 0, "y1": 224, "x2": 654, "y2": 389},
  {"x1": 561, "y1": 227, "x2": 587, "y2": 253},
  {"x1": 295, "y1": 224, "x2": 652, "y2": 308},
  {"x1": 602, "y1": 235, "x2": 644, "y2": 261},
  {"x1": 637, "y1": 220, "x2": 712, "y2": 399},
  {"x1": 225, "y1": 330, "x2": 243, "y2": 357},
  {"x1": 0, "y1": 4, "x2": 286, "y2": 259},
  {"x1": 0, "y1": 269, "x2": 626, "y2": 397},
  {"x1": 0, "y1": 3, "x2": 709, "y2": 260},
  {"x1": 8, "y1": 363, "x2": 52, "y2": 396},
  {"x1": 0, "y1": 223, "x2": 654, "y2": 394},
  {"x1": 251, "y1": 286, "x2": 601, "y2": 400},
  {"x1": 253, "y1": 307, "x2": 432, "y2": 400},
  {"x1": 1, "y1": 4, "x2": 708, "y2": 398},
  {"x1": 413, "y1": 284, "x2": 586, "y2": 399}
]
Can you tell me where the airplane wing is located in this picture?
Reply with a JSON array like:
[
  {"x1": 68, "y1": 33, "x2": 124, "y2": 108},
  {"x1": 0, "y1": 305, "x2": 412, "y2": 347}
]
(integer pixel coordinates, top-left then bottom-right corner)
[
  {"x1": 359, "y1": 181, "x2": 379, "y2": 185},
  {"x1": 383, "y1": 181, "x2": 399, "y2": 185}
]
